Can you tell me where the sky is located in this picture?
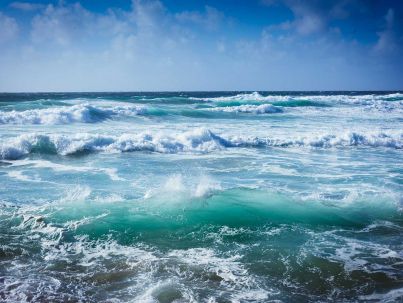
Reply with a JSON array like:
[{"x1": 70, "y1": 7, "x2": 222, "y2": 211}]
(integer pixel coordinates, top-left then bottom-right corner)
[{"x1": 0, "y1": 0, "x2": 402, "y2": 91}]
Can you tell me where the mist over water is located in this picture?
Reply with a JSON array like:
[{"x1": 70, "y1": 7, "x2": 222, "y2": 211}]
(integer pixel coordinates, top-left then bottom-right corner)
[{"x1": 1, "y1": 91, "x2": 402, "y2": 302}]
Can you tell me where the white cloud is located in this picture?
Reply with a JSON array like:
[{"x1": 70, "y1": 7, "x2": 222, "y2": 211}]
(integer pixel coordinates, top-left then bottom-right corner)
[
  {"x1": 31, "y1": 3, "x2": 92, "y2": 46},
  {"x1": 0, "y1": 0, "x2": 209, "y2": 91},
  {"x1": 294, "y1": 13, "x2": 324, "y2": 35},
  {"x1": 29, "y1": 0, "x2": 190, "y2": 49},
  {"x1": 286, "y1": 2, "x2": 325, "y2": 35},
  {"x1": 0, "y1": 12, "x2": 18, "y2": 43},
  {"x1": 175, "y1": 5, "x2": 223, "y2": 30},
  {"x1": 374, "y1": 8, "x2": 398, "y2": 54},
  {"x1": 10, "y1": 2, "x2": 44, "y2": 11},
  {"x1": 264, "y1": 0, "x2": 353, "y2": 36},
  {"x1": 0, "y1": 0, "x2": 401, "y2": 91},
  {"x1": 129, "y1": 0, "x2": 166, "y2": 35}
]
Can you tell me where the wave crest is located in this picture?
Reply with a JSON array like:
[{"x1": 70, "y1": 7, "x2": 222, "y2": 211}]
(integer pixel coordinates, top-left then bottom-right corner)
[
  {"x1": 1, "y1": 129, "x2": 401, "y2": 160},
  {"x1": 0, "y1": 104, "x2": 148, "y2": 125},
  {"x1": 195, "y1": 92, "x2": 403, "y2": 112},
  {"x1": 208, "y1": 104, "x2": 283, "y2": 114}
]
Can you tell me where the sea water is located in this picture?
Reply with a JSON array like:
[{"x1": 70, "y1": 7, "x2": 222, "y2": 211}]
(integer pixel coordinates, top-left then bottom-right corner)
[{"x1": 0, "y1": 91, "x2": 402, "y2": 302}]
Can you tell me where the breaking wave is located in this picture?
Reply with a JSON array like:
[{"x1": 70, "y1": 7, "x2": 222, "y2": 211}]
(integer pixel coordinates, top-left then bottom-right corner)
[
  {"x1": 196, "y1": 91, "x2": 403, "y2": 102},
  {"x1": 1, "y1": 186, "x2": 401, "y2": 302},
  {"x1": 195, "y1": 92, "x2": 403, "y2": 112},
  {"x1": 208, "y1": 104, "x2": 283, "y2": 114},
  {"x1": 193, "y1": 91, "x2": 275, "y2": 102},
  {"x1": 0, "y1": 104, "x2": 148, "y2": 125},
  {"x1": 1, "y1": 128, "x2": 401, "y2": 160}
]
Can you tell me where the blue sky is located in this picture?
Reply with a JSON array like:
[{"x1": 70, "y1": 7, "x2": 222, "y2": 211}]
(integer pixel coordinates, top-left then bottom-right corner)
[{"x1": 0, "y1": 0, "x2": 402, "y2": 91}]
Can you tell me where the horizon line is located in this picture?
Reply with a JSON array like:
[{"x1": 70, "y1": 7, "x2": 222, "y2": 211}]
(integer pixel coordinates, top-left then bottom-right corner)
[{"x1": 1, "y1": 90, "x2": 402, "y2": 94}]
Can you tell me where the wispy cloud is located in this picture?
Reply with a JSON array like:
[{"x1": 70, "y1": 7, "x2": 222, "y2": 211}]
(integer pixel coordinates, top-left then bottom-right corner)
[
  {"x1": 9, "y1": 1, "x2": 44, "y2": 11},
  {"x1": 374, "y1": 8, "x2": 399, "y2": 54},
  {"x1": 175, "y1": 5, "x2": 224, "y2": 30},
  {"x1": 263, "y1": 0, "x2": 354, "y2": 36},
  {"x1": 31, "y1": 3, "x2": 93, "y2": 46},
  {"x1": 0, "y1": 12, "x2": 18, "y2": 43}
]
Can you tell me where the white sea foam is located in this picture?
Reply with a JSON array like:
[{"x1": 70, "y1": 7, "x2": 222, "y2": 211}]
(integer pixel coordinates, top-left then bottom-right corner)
[
  {"x1": 7, "y1": 170, "x2": 40, "y2": 182},
  {"x1": 168, "y1": 248, "x2": 244, "y2": 282},
  {"x1": 197, "y1": 91, "x2": 403, "y2": 103},
  {"x1": 164, "y1": 174, "x2": 186, "y2": 192},
  {"x1": 359, "y1": 288, "x2": 403, "y2": 302},
  {"x1": 133, "y1": 279, "x2": 197, "y2": 303},
  {"x1": 303, "y1": 231, "x2": 403, "y2": 276},
  {"x1": 0, "y1": 128, "x2": 228, "y2": 159},
  {"x1": 45, "y1": 235, "x2": 158, "y2": 267},
  {"x1": 196, "y1": 92, "x2": 403, "y2": 113},
  {"x1": 194, "y1": 176, "x2": 222, "y2": 197},
  {"x1": 144, "y1": 174, "x2": 221, "y2": 199},
  {"x1": 195, "y1": 91, "x2": 275, "y2": 101},
  {"x1": 61, "y1": 185, "x2": 92, "y2": 203},
  {"x1": 0, "y1": 104, "x2": 148, "y2": 125},
  {"x1": 92, "y1": 193, "x2": 124, "y2": 203},
  {"x1": 6, "y1": 159, "x2": 125, "y2": 181},
  {"x1": 64, "y1": 213, "x2": 109, "y2": 231},
  {"x1": 0, "y1": 275, "x2": 62, "y2": 303},
  {"x1": 167, "y1": 248, "x2": 273, "y2": 301},
  {"x1": 208, "y1": 104, "x2": 283, "y2": 114},
  {"x1": 1, "y1": 129, "x2": 401, "y2": 160}
]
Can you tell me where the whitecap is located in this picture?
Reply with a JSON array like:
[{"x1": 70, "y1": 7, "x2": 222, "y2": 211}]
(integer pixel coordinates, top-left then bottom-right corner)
[
  {"x1": 208, "y1": 104, "x2": 283, "y2": 114},
  {"x1": 0, "y1": 104, "x2": 148, "y2": 125},
  {"x1": 0, "y1": 129, "x2": 401, "y2": 160}
]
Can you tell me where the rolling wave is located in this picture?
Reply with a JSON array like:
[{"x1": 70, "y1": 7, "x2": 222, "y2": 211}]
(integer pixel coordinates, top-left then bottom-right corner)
[
  {"x1": 194, "y1": 92, "x2": 403, "y2": 112},
  {"x1": 0, "y1": 104, "x2": 148, "y2": 125},
  {"x1": 1, "y1": 93, "x2": 401, "y2": 126},
  {"x1": 3, "y1": 187, "x2": 401, "y2": 234},
  {"x1": 1, "y1": 185, "x2": 401, "y2": 302},
  {"x1": 196, "y1": 91, "x2": 403, "y2": 102},
  {"x1": 1, "y1": 128, "x2": 401, "y2": 160}
]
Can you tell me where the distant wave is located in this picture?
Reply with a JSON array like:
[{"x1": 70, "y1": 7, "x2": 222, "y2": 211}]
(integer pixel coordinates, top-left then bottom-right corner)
[
  {"x1": 1, "y1": 129, "x2": 401, "y2": 160},
  {"x1": 191, "y1": 92, "x2": 271, "y2": 102},
  {"x1": 208, "y1": 104, "x2": 283, "y2": 114},
  {"x1": 0, "y1": 104, "x2": 148, "y2": 125},
  {"x1": 195, "y1": 91, "x2": 403, "y2": 102},
  {"x1": 194, "y1": 92, "x2": 403, "y2": 112},
  {"x1": 2, "y1": 93, "x2": 401, "y2": 126}
]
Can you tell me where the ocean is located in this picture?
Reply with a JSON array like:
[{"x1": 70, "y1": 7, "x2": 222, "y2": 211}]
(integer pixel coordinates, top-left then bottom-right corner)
[{"x1": 0, "y1": 91, "x2": 402, "y2": 302}]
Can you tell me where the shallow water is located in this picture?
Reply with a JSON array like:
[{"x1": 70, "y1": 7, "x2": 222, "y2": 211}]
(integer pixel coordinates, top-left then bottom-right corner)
[{"x1": 0, "y1": 91, "x2": 402, "y2": 302}]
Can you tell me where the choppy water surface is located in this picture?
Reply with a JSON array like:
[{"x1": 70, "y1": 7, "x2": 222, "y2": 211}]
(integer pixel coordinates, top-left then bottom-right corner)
[{"x1": 0, "y1": 91, "x2": 402, "y2": 302}]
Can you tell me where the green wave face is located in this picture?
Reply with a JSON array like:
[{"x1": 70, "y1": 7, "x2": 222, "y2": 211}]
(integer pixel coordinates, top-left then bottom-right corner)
[{"x1": 1, "y1": 187, "x2": 402, "y2": 302}]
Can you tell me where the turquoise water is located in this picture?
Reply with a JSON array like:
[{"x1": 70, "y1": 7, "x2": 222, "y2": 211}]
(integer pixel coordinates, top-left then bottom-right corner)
[{"x1": 0, "y1": 91, "x2": 402, "y2": 302}]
